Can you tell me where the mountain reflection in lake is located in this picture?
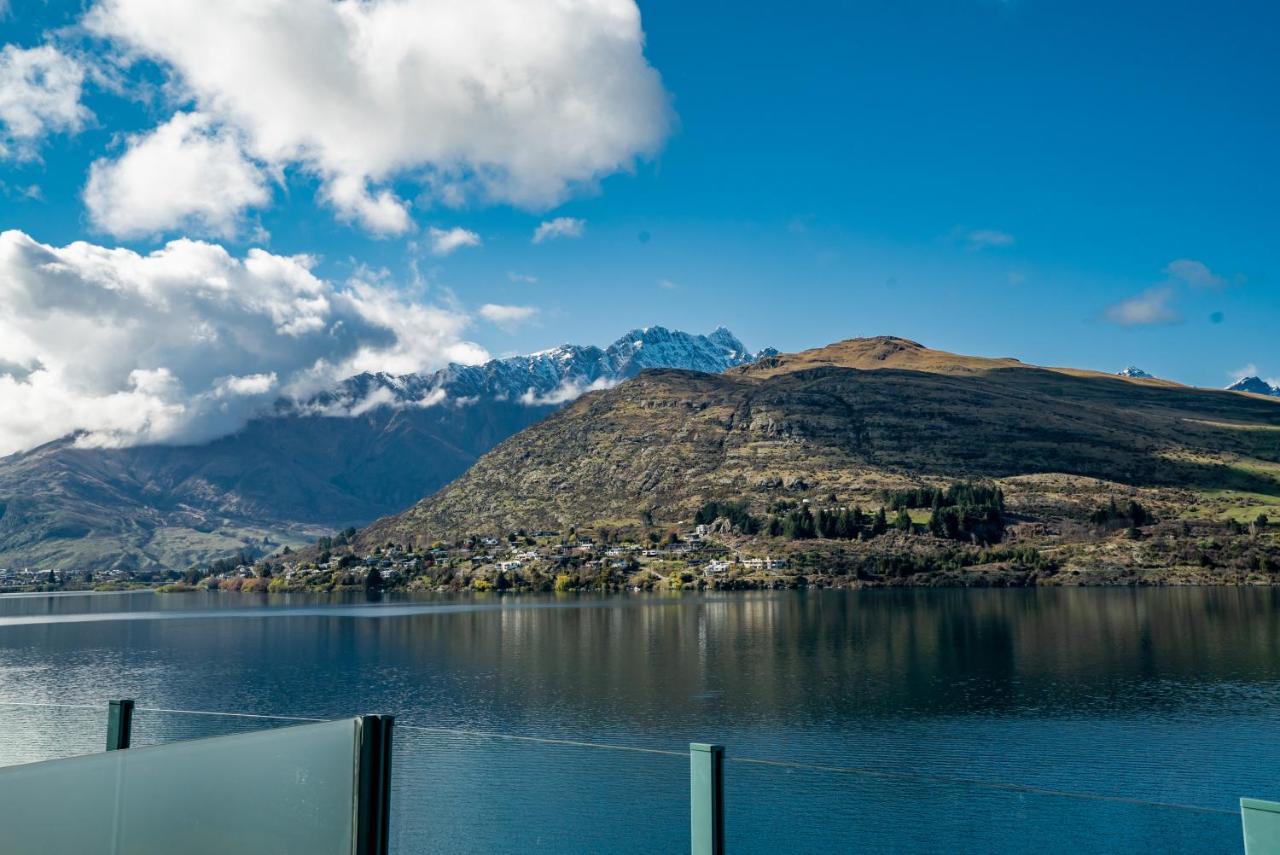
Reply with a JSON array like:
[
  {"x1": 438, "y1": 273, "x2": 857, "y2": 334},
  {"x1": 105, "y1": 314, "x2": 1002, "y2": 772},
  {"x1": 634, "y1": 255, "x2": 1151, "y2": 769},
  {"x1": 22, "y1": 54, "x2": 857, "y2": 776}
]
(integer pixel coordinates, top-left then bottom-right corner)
[{"x1": 2, "y1": 588, "x2": 1275, "y2": 853}]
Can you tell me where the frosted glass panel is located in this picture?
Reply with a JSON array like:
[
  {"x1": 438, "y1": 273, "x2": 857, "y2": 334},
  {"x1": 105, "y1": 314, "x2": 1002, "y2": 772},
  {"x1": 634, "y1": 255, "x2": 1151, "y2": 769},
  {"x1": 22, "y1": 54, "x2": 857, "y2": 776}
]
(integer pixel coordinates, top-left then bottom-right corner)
[
  {"x1": 1242, "y1": 798, "x2": 1280, "y2": 855},
  {"x1": 0, "y1": 717, "x2": 360, "y2": 855}
]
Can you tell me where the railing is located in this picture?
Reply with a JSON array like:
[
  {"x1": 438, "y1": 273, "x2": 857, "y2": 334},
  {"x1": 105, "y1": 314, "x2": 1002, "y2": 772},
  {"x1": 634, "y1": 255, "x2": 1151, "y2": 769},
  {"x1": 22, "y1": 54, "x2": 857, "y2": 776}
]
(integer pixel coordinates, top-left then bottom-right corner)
[{"x1": 0, "y1": 699, "x2": 1262, "y2": 853}]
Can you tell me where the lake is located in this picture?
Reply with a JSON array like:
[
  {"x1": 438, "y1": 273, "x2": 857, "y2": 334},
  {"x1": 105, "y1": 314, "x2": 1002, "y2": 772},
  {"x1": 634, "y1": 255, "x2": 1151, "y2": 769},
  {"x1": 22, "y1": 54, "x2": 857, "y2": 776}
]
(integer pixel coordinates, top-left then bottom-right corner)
[{"x1": 1, "y1": 587, "x2": 1276, "y2": 853}]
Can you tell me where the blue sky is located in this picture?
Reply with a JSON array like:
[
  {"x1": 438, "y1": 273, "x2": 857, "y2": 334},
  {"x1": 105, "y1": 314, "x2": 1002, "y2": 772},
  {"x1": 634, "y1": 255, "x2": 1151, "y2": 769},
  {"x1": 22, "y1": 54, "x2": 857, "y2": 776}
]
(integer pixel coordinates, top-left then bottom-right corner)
[{"x1": 1, "y1": 0, "x2": 1276, "y2": 407}]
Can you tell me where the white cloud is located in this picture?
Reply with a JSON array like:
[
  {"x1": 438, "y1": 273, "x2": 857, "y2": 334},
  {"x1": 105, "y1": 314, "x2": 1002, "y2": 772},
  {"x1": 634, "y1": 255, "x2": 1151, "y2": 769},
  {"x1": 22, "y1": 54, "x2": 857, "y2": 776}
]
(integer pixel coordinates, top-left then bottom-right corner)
[
  {"x1": 1230, "y1": 363, "x2": 1259, "y2": 382},
  {"x1": 85, "y1": 0, "x2": 671, "y2": 233},
  {"x1": 478, "y1": 303, "x2": 538, "y2": 331},
  {"x1": 1165, "y1": 258, "x2": 1226, "y2": 289},
  {"x1": 0, "y1": 44, "x2": 89, "y2": 159},
  {"x1": 965, "y1": 229, "x2": 1015, "y2": 251},
  {"x1": 519, "y1": 376, "x2": 615, "y2": 406},
  {"x1": 532, "y1": 217, "x2": 586, "y2": 244},
  {"x1": 427, "y1": 226, "x2": 482, "y2": 257},
  {"x1": 1103, "y1": 286, "x2": 1179, "y2": 327},
  {"x1": 658, "y1": 278, "x2": 678, "y2": 290},
  {"x1": 507, "y1": 271, "x2": 538, "y2": 284},
  {"x1": 84, "y1": 111, "x2": 270, "y2": 239},
  {"x1": 320, "y1": 173, "x2": 411, "y2": 236},
  {"x1": 0, "y1": 229, "x2": 488, "y2": 456}
]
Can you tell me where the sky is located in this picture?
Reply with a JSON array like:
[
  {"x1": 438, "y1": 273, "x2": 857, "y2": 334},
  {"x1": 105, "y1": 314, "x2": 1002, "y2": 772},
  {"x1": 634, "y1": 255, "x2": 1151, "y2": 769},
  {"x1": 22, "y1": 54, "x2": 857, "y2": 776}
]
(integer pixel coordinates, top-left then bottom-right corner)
[{"x1": 0, "y1": 0, "x2": 1277, "y2": 454}]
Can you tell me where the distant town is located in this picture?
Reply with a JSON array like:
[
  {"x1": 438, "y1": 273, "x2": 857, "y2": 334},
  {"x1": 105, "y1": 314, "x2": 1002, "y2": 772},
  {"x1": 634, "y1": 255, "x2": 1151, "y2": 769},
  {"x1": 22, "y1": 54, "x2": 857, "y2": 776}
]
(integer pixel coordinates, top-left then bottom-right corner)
[{"x1": 0, "y1": 521, "x2": 790, "y2": 595}]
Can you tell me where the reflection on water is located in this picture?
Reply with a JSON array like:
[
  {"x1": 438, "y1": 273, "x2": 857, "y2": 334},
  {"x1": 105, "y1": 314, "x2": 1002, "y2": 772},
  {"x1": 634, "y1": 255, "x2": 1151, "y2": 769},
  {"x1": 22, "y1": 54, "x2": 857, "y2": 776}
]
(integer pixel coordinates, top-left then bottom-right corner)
[{"x1": 1, "y1": 588, "x2": 1276, "y2": 853}]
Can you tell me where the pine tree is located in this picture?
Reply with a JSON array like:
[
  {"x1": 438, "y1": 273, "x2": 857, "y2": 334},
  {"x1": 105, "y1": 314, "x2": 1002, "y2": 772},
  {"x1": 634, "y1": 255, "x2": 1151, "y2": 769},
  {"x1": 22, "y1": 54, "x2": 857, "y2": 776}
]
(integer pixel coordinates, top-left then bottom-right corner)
[
  {"x1": 895, "y1": 508, "x2": 912, "y2": 532},
  {"x1": 871, "y1": 507, "x2": 888, "y2": 537},
  {"x1": 929, "y1": 506, "x2": 944, "y2": 536}
]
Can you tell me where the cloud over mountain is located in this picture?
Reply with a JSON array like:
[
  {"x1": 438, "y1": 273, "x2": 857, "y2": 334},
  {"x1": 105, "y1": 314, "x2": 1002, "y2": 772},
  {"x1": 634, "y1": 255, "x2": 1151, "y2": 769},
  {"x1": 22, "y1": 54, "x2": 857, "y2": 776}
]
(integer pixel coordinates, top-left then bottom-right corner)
[
  {"x1": 0, "y1": 230, "x2": 487, "y2": 456},
  {"x1": 84, "y1": 0, "x2": 672, "y2": 235},
  {"x1": 479, "y1": 303, "x2": 538, "y2": 331}
]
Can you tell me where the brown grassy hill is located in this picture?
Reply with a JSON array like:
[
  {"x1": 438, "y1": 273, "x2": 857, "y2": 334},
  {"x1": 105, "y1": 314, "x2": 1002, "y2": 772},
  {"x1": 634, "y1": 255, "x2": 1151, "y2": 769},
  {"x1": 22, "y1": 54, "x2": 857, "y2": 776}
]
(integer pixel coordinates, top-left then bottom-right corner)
[{"x1": 357, "y1": 336, "x2": 1280, "y2": 549}]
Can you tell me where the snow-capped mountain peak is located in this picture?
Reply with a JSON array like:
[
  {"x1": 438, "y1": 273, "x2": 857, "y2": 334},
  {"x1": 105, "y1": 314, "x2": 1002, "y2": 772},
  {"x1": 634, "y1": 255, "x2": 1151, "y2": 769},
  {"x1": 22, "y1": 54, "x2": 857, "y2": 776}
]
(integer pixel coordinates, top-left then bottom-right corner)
[
  {"x1": 1118, "y1": 366, "x2": 1154, "y2": 379},
  {"x1": 306, "y1": 326, "x2": 771, "y2": 414},
  {"x1": 1226, "y1": 376, "x2": 1280, "y2": 397}
]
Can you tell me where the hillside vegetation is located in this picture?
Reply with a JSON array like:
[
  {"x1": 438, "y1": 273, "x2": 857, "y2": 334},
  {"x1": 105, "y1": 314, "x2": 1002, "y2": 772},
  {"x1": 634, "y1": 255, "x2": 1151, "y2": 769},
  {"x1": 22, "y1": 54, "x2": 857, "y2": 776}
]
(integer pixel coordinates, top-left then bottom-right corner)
[{"x1": 353, "y1": 337, "x2": 1280, "y2": 585}]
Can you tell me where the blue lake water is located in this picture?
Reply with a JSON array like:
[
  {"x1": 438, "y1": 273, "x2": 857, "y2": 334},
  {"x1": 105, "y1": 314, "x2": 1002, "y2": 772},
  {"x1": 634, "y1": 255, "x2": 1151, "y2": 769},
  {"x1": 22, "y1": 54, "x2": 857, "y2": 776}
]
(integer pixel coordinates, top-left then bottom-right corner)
[{"x1": 0, "y1": 587, "x2": 1275, "y2": 853}]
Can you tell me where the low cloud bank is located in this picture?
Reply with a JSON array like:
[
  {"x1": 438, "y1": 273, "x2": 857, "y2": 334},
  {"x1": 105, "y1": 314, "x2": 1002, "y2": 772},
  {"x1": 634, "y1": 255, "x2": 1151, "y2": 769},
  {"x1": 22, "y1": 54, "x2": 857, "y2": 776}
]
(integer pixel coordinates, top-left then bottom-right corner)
[{"x1": 0, "y1": 230, "x2": 488, "y2": 456}]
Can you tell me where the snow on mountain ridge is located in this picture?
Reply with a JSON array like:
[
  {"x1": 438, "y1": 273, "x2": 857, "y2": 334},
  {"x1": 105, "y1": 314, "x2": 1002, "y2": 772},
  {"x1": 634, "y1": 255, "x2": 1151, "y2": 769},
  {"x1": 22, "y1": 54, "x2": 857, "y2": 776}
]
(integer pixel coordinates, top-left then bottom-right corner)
[
  {"x1": 1226, "y1": 376, "x2": 1280, "y2": 397},
  {"x1": 303, "y1": 326, "x2": 769, "y2": 414}
]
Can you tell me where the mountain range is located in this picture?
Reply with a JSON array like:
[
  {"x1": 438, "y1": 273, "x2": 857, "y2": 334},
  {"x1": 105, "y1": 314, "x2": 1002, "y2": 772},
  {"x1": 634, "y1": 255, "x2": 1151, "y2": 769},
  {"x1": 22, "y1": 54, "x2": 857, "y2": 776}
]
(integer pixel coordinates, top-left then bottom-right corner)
[
  {"x1": 358, "y1": 336, "x2": 1280, "y2": 557},
  {"x1": 0, "y1": 326, "x2": 769, "y2": 572}
]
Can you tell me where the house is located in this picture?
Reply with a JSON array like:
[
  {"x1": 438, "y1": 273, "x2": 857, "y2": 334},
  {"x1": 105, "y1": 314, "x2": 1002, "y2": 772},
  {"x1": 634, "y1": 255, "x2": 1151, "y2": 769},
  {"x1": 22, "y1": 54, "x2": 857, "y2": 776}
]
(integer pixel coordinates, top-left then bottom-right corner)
[{"x1": 704, "y1": 560, "x2": 731, "y2": 575}]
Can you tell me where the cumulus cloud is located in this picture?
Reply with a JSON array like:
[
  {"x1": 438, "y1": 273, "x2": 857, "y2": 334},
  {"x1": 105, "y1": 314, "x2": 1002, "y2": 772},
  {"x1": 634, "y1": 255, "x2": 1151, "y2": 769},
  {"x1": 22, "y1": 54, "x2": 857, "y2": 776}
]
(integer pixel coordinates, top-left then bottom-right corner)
[
  {"x1": 84, "y1": 112, "x2": 270, "y2": 238},
  {"x1": 0, "y1": 230, "x2": 488, "y2": 457},
  {"x1": 85, "y1": 0, "x2": 672, "y2": 233},
  {"x1": 478, "y1": 303, "x2": 538, "y2": 331},
  {"x1": 0, "y1": 44, "x2": 90, "y2": 159},
  {"x1": 965, "y1": 229, "x2": 1015, "y2": 251},
  {"x1": 427, "y1": 226, "x2": 482, "y2": 257},
  {"x1": 1103, "y1": 286, "x2": 1179, "y2": 327},
  {"x1": 1165, "y1": 258, "x2": 1226, "y2": 289},
  {"x1": 532, "y1": 217, "x2": 586, "y2": 244}
]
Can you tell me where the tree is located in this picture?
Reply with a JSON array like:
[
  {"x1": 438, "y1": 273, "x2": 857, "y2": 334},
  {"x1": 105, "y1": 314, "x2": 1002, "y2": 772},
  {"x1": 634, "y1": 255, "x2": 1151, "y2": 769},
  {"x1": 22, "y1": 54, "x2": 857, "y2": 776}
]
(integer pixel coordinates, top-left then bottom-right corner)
[
  {"x1": 365, "y1": 566, "x2": 383, "y2": 589},
  {"x1": 894, "y1": 508, "x2": 912, "y2": 532},
  {"x1": 783, "y1": 506, "x2": 816, "y2": 540},
  {"x1": 871, "y1": 508, "x2": 888, "y2": 537}
]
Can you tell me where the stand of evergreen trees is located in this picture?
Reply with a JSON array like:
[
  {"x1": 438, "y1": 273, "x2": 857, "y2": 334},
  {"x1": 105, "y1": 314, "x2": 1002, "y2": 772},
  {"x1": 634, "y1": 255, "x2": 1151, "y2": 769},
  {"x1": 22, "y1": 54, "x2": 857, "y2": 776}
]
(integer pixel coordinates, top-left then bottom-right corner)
[
  {"x1": 700, "y1": 482, "x2": 1007, "y2": 544},
  {"x1": 762, "y1": 504, "x2": 893, "y2": 541},
  {"x1": 694, "y1": 501, "x2": 761, "y2": 535},
  {"x1": 883, "y1": 482, "x2": 1005, "y2": 511},
  {"x1": 1089, "y1": 497, "x2": 1150, "y2": 529}
]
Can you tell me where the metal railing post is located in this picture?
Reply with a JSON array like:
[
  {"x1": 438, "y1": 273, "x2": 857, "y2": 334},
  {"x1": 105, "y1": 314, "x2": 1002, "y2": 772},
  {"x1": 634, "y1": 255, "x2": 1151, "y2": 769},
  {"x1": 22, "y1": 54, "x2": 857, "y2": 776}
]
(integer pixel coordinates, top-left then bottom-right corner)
[
  {"x1": 106, "y1": 699, "x2": 134, "y2": 751},
  {"x1": 355, "y1": 714, "x2": 395, "y2": 855},
  {"x1": 690, "y1": 742, "x2": 725, "y2": 855}
]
